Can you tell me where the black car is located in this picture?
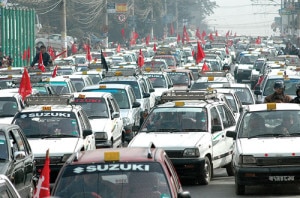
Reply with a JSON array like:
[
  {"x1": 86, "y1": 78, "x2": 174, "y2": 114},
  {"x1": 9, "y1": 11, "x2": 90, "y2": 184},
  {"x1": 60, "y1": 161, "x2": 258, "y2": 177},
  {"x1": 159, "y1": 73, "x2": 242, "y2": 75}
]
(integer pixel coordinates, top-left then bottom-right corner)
[{"x1": 0, "y1": 124, "x2": 35, "y2": 198}]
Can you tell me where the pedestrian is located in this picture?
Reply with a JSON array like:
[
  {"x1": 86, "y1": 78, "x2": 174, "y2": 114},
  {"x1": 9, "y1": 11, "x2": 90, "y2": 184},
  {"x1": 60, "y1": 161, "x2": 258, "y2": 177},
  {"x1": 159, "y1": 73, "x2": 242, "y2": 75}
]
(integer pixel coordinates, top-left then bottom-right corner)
[
  {"x1": 290, "y1": 83, "x2": 300, "y2": 104},
  {"x1": 264, "y1": 80, "x2": 292, "y2": 103},
  {"x1": 30, "y1": 45, "x2": 52, "y2": 68}
]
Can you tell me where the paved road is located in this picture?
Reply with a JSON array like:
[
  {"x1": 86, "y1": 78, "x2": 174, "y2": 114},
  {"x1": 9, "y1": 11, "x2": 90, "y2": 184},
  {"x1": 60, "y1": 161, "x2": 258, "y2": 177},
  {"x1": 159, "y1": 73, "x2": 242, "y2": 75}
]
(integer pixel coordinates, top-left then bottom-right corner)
[{"x1": 183, "y1": 168, "x2": 300, "y2": 198}]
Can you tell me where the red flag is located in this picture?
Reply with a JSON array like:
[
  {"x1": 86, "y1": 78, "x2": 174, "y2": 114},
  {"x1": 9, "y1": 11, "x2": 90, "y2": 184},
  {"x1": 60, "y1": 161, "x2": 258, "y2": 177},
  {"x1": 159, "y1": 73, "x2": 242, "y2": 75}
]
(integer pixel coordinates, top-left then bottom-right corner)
[
  {"x1": 145, "y1": 35, "x2": 150, "y2": 46},
  {"x1": 71, "y1": 43, "x2": 77, "y2": 54},
  {"x1": 18, "y1": 68, "x2": 32, "y2": 101},
  {"x1": 138, "y1": 49, "x2": 144, "y2": 68},
  {"x1": 48, "y1": 46, "x2": 55, "y2": 59},
  {"x1": 202, "y1": 30, "x2": 207, "y2": 38},
  {"x1": 116, "y1": 44, "x2": 121, "y2": 53},
  {"x1": 121, "y1": 28, "x2": 125, "y2": 39},
  {"x1": 215, "y1": 30, "x2": 218, "y2": 37},
  {"x1": 196, "y1": 41, "x2": 205, "y2": 64},
  {"x1": 170, "y1": 23, "x2": 175, "y2": 35},
  {"x1": 86, "y1": 45, "x2": 92, "y2": 62},
  {"x1": 153, "y1": 43, "x2": 157, "y2": 52},
  {"x1": 196, "y1": 28, "x2": 201, "y2": 39},
  {"x1": 177, "y1": 34, "x2": 181, "y2": 43},
  {"x1": 38, "y1": 52, "x2": 46, "y2": 72},
  {"x1": 183, "y1": 26, "x2": 190, "y2": 43},
  {"x1": 27, "y1": 47, "x2": 31, "y2": 61},
  {"x1": 53, "y1": 50, "x2": 67, "y2": 60},
  {"x1": 209, "y1": 33, "x2": 214, "y2": 41},
  {"x1": 192, "y1": 49, "x2": 195, "y2": 57},
  {"x1": 22, "y1": 49, "x2": 27, "y2": 60},
  {"x1": 83, "y1": 44, "x2": 88, "y2": 52},
  {"x1": 225, "y1": 31, "x2": 229, "y2": 38},
  {"x1": 33, "y1": 149, "x2": 50, "y2": 198},
  {"x1": 182, "y1": 33, "x2": 185, "y2": 44},
  {"x1": 201, "y1": 62, "x2": 210, "y2": 73},
  {"x1": 226, "y1": 46, "x2": 229, "y2": 55},
  {"x1": 52, "y1": 65, "x2": 58, "y2": 78},
  {"x1": 255, "y1": 36, "x2": 261, "y2": 44},
  {"x1": 133, "y1": 32, "x2": 139, "y2": 39}
]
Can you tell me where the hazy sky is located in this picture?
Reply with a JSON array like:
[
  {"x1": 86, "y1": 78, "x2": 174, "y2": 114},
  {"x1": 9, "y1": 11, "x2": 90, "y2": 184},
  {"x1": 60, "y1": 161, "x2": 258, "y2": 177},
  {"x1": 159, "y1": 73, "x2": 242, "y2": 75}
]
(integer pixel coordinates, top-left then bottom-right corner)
[{"x1": 206, "y1": 0, "x2": 280, "y2": 36}]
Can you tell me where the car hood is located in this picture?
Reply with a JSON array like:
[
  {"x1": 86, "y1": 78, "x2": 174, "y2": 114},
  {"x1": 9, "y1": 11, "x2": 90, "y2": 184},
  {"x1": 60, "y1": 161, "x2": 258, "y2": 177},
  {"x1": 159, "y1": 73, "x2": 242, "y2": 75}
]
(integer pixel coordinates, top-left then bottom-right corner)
[
  {"x1": 29, "y1": 138, "x2": 82, "y2": 157},
  {"x1": 0, "y1": 117, "x2": 14, "y2": 124},
  {"x1": 238, "y1": 138, "x2": 300, "y2": 156},
  {"x1": 128, "y1": 132, "x2": 206, "y2": 148},
  {"x1": 89, "y1": 119, "x2": 111, "y2": 132}
]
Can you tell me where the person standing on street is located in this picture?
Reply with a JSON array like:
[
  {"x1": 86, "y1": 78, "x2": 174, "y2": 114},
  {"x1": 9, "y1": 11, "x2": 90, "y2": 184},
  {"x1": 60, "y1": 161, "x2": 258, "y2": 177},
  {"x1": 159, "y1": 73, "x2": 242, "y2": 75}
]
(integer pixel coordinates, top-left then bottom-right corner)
[
  {"x1": 290, "y1": 83, "x2": 300, "y2": 104},
  {"x1": 264, "y1": 80, "x2": 292, "y2": 103}
]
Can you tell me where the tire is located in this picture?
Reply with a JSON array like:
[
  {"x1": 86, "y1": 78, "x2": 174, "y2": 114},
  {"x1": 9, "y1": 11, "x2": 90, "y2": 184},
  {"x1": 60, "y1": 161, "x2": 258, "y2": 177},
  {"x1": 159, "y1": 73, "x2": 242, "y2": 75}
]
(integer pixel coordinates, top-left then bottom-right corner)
[
  {"x1": 225, "y1": 162, "x2": 235, "y2": 176},
  {"x1": 198, "y1": 156, "x2": 212, "y2": 185},
  {"x1": 235, "y1": 176, "x2": 245, "y2": 195}
]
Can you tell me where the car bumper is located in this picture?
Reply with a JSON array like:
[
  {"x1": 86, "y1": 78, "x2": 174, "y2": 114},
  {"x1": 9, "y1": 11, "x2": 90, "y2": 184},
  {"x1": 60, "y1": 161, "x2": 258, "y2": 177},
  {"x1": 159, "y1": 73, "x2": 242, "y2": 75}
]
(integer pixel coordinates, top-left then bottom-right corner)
[
  {"x1": 170, "y1": 158, "x2": 205, "y2": 178},
  {"x1": 235, "y1": 166, "x2": 300, "y2": 185}
]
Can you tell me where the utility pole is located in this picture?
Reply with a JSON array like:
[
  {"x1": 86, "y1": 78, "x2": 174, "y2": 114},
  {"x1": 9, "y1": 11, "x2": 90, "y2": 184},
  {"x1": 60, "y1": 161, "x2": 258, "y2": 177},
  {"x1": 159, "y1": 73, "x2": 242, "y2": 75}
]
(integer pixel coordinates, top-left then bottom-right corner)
[
  {"x1": 164, "y1": 0, "x2": 168, "y2": 38},
  {"x1": 175, "y1": 0, "x2": 178, "y2": 35},
  {"x1": 298, "y1": 0, "x2": 300, "y2": 46},
  {"x1": 105, "y1": 0, "x2": 108, "y2": 48},
  {"x1": 61, "y1": 0, "x2": 67, "y2": 57},
  {"x1": 151, "y1": 6, "x2": 154, "y2": 39}
]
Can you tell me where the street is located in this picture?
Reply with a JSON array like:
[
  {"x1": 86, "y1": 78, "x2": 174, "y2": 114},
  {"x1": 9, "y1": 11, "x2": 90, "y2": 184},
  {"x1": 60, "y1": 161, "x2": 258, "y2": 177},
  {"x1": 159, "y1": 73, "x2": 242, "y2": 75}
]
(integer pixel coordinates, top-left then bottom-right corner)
[{"x1": 183, "y1": 169, "x2": 300, "y2": 198}]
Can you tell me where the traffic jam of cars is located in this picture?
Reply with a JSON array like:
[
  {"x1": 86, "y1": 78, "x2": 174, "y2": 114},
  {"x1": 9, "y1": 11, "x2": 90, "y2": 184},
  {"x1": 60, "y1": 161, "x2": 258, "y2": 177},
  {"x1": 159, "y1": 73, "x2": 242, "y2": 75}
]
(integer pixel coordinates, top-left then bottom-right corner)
[{"x1": 1, "y1": 1, "x2": 300, "y2": 198}]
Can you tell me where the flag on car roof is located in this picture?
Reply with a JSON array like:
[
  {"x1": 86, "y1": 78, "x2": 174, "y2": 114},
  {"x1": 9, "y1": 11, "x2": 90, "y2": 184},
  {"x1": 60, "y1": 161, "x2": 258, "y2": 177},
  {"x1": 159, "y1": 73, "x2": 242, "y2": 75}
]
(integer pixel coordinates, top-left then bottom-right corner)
[
  {"x1": 183, "y1": 25, "x2": 190, "y2": 43},
  {"x1": 52, "y1": 65, "x2": 58, "y2": 78},
  {"x1": 202, "y1": 30, "x2": 207, "y2": 38},
  {"x1": 153, "y1": 43, "x2": 157, "y2": 52},
  {"x1": 196, "y1": 41, "x2": 205, "y2": 64},
  {"x1": 177, "y1": 34, "x2": 181, "y2": 43},
  {"x1": 121, "y1": 28, "x2": 125, "y2": 39},
  {"x1": 146, "y1": 35, "x2": 150, "y2": 46},
  {"x1": 71, "y1": 43, "x2": 78, "y2": 54},
  {"x1": 86, "y1": 45, "x2": 92, "y2": 62},
  {"x1": 209, "y1": 33, "x2": 214, "y2": 41},
  {"x1": 33, "y1": 149, "x2": 50, "y2": 198},
  {"x1": 18, "y1": 68, "x2": 32, "y2": 101},
  {"x1": 48, "y1": 46, "x2": 55, "y2": 59},
  {"x1": 116, "y1": 44, "x2": 121, "y2": 53},
  {"x1": 201, "y1": 62, "x2": 209, "y2": 73},
  {"x1": 38, "y1": 52, "x2": 46, "y2": 72},
  {"x1": 101, "y1": 50, "x2": 108, "y2": 72},
  {"x1": 138, "y1": 49, "x2": 144, "y2": 68},
  {"x1": 170, "y1": 23, "x2": 175, "y2": 35}
]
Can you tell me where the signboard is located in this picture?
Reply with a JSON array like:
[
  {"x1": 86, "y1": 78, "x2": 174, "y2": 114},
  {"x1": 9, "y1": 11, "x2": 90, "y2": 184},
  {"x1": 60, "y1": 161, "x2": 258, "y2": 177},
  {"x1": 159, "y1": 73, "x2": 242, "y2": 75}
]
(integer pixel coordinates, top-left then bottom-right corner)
[
  {"x1": 116, "y1": 3, "x2": 127, "y2": 13},
  {"x1": 107, "y1": 2, "x2": 116, "y2": 13}
]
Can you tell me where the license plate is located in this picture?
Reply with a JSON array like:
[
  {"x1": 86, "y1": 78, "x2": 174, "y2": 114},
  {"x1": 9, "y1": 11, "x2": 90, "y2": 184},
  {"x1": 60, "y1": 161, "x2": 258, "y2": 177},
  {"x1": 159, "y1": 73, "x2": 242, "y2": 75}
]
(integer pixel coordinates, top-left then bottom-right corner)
[{"x1": 269, "y1": 176, "x2": 295, "y2": 182}]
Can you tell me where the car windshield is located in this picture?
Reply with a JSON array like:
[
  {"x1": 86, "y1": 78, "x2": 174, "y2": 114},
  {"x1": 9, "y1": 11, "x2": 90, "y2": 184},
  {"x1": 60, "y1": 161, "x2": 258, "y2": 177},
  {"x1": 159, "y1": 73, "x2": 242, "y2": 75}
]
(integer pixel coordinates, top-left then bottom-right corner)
[
  {"x1": 74, "y1": 98, "x2": 109, "y2": 118},
  {"x1": 145, "y1": 74, "x2": 167, "y2": 88},
  {"x1": 239, "y1": 55, "x2": 258, "y2": 64},
  {"x1": 53, "y1": 162, "x2": 171, "y2": 198},
  {"x1": 167, "y1": 72, "x2": 189, "y2": 86},
  {"x1": 0, "y1": 132, "x2": 8, "y2": 160},
  {"x1": 141, "y1": 107, "x2": 208, "y2": 132},
  {"x1": 191, "y1": 81, "x2": 228, "y2": 90},
  {"x1": 238, "y1": 110, "x2": 300, "y2": 138},
  {"x1": 0, "y1": 98, "x2": 18, "y2": 117},
  {"x1": 102, "y1": 81, "x2": 141, "y2": 99},
  {"x1": 263, "y1": 78, "x2": 300, "y2": 96},
  {"x1": 13, "y1": 112, "x2": 80, "y2": 138},
  {"x1": 47, "y1": 81, "x2": 71, "y2": 94},
  {"x1": 231, "y1": 87, "x2": 255, "y2": 105}
]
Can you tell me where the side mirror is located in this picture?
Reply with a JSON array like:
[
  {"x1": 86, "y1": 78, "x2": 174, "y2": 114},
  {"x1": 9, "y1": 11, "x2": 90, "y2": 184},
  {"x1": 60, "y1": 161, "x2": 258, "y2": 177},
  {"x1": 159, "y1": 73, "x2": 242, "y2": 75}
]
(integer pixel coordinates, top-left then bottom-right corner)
[
  {"x1": 112, "y1": 112, "x2": 120, "y2": 118},
  {"x1": 143, "y1": 93, "x2": 150, "y2": 98},
  {"x1": 226, "y1": 130, "x2": 237, "y2": 140},
  {"x1": 149, "y1": 88, "x2": 155, "y2": 93},
  {"x1": 14, "y1": 151, "x2": 26, "y2": 160},
  {"x1": 132, "y1": 101, "x2": 141, "y2": 108},
  {"x1": 178, "y1": 191, "x2": 191, "y2": 198},
  {"x1": 83, "y1": 129, "x2": 93, "y2": 138},
  {"x1": 168, "y1": 84, "x2": 173, "y2": 89},
  {"x1": 212, "y1": 125, "x2": 222, "y2": 133}
]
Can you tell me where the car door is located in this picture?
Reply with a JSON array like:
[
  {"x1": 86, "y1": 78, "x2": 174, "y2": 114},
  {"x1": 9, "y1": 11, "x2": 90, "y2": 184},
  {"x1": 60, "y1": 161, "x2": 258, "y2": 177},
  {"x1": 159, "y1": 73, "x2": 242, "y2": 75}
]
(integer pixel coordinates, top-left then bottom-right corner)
[
  {"x1": 128, "y1": 87, "x2": 141, "y2": 127},
  {"x1": 107, "y1": 96, "x2": 122, "y2": 145},
  {"x1": 77, "y1": 111, "x2": 95, "y2": 150}
]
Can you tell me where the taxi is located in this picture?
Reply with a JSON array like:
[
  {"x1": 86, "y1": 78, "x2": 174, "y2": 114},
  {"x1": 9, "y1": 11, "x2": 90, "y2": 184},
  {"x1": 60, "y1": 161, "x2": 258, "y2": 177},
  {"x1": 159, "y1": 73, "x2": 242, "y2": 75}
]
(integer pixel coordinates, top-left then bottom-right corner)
[
  {"x1": 12, "y1": 95, "x2": 95, "y2": 184},
  {"x1": 51, "y1": 145, "x2": 191, "y2": 198},
  {"x1": 165, "y1": 69, "x2": 194, "y2": 90},
  {"x1": 227, "y1": 103, "x2": 300, "y2": 195},
  {"x1": 0, "y1": 91, "x2": 24, "y2": 124},
  {"x1": 40, "y1": 76, "x2": 77, "y2": 95},
  {"x1": 73, "y1": 69, "x2": 104, "y2": 84},
  {"x1": 73, "y1": 92, "x2": 123, "y2": 148},
  {"x1": 129, "y1": 90, "x2": 236, "y2": 185}
]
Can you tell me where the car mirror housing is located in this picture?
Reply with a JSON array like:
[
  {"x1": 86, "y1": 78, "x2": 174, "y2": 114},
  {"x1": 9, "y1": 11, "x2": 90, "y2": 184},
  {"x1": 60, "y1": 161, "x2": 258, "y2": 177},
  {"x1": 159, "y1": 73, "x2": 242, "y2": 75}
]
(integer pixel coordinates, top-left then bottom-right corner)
[
  {"x1": 83, "y1": 129, "x2": 93, "y2": 138},
  {"x1": 14, "y1": 151, "x2": 26, "y2": 160}
]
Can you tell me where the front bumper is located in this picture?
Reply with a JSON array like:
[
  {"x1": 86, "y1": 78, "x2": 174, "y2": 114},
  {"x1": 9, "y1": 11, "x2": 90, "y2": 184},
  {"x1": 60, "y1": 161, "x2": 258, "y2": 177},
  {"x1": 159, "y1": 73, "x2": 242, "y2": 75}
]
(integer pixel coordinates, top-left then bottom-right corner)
[
  {"x1": 170, "y1": 158, "x2": 205, "y2": 179},
  {"x1": 235, "y1": 166, "x2": 300, "y2": 185}
]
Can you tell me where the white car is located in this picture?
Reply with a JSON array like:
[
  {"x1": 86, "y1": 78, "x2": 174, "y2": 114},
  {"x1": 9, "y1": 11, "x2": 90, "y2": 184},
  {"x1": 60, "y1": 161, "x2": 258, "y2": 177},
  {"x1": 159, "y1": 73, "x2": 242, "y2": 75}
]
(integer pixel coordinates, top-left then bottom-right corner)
[
  {"x1": 227, "y1": 103, "x2": 300, "y2": 195},
  {"x1": 35, "y1": 34, "x2": 74, "y2": 51}
]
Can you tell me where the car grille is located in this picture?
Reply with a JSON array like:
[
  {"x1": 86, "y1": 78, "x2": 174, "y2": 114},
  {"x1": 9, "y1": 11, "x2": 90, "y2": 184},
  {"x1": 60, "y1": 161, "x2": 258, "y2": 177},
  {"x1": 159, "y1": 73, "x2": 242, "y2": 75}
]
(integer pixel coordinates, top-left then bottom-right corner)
[
  {"x1": 165, "y1": 150, "x2": 184, "y2": 158},
  {"x1": 35, "y1": 156, "x2": 62, "y2": 166},
  {"x1": 256, "y1": 157, "x2": 300, "y2": 166}
]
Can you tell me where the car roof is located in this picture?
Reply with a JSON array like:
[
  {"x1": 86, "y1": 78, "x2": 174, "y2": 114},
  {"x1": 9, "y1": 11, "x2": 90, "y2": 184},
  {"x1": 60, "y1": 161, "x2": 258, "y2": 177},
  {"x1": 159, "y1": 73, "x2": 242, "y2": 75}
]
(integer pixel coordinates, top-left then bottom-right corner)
[
  {"x1": 73, "y1": 92, "x2": 111, "y2": 98},
  {"x1": 83, "y1": 83, "x2": 130, "y2": 90},
  {"x1": 245, "y1": 103, "x2": 300, "y2": 112}
]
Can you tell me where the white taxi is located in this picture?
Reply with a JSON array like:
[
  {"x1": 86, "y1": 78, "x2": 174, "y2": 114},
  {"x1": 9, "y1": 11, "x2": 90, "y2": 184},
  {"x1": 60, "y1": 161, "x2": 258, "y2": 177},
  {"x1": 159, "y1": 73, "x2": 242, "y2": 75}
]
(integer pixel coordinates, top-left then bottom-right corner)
[{"x1": 227, "y1": 103, "x2": 300, "y2": 195}]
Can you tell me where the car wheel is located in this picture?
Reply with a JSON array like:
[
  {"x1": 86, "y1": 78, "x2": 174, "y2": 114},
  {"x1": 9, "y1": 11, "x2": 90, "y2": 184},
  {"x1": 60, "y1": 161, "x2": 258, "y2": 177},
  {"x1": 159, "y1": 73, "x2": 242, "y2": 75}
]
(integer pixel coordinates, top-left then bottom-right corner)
[
  {"x1": 36, "y1": 42, "x2": 44, "y2": 48},
  {"x1": 225, "y1": 162, "x2": 235, "y2": 176},
  {"x1": 235, "y1": 176, "x2": 245, "y2": 195},
  {"x1": 198, "y1": 156, "x2": 212, "y2": 185}
]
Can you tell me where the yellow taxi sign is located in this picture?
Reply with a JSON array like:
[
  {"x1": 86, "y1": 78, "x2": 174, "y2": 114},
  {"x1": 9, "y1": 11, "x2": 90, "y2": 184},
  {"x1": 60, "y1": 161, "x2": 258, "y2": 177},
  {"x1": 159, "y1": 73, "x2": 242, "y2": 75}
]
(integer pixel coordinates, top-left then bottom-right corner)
[
  {"x1": 208, "y1": 76, "x2": 214, "y2": 81},
  {"x1": 275, "y1": 61, "x2": 279, "y2": 64},
  {"x1": 267, "y1": 103, "x2": 276, "y2": 110},
  {"x1": 45, "y1": 78, "x2": 50, "y2": 82},
  {"x1": 119, "y1": 66, "x2": 124, "y2": 68},
  {"x1": 42, "y1": 106, "x2": 51, "y2": 111},
  {"x1": 145, "y1": 67, "x2": 151, "y2": 72},
  {"x1": 185, "y1": 66, "x2": 189, "y2": 69},
  {"x1": 115, "y1": 71, "x2": 123, "y2": 76},
  {"x1": 277, "y1": 72, "x2": 283, "y2": 75},
  {"x1": 280, "y1": 64, "x2": 285, "y2": 67},
  {"x1": 96, "y1": 68, "x2": 102, "y2": 72},
  {"x1": 104, "y1": 151, "x2": 120, "y2": 162},
  {"x1": 7, "y1": 66, "x2": 12, "y2": 70},
  {"x1": 78, "y1": 94, "x2": 85, "y2": 98},
  {"x1": 175, "y1": 101, "x2": 185, "y2": 107},
  {"x1": 36, "y1": 72, "x2": 42, "y2": 75},
  {"x1": 7, "y1": 75, "x2": 12, "y2": 78},
  {"x1": 171, "y1": 69, "x2": 176, "y2": 72},
  {"x1": 82, "y1": 71, "x2": 87, "y2": 75},
  {"x1": 99, "y1": 85, "x2": 106, "y2": 89}
]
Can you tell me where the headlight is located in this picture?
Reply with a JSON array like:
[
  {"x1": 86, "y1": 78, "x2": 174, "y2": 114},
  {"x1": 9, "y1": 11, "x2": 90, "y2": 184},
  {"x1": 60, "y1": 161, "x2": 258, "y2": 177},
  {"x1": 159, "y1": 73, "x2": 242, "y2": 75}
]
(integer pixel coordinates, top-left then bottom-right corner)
[
  {"x1": 183, "y1": 148, "x2": 200, "y2": 157},
  {"x1": 239, "y1": 155, "x2": 256, "y2": 164},
  {"x1": 94, "y1": 132, "x2": 108, "y2": 140},
  {"x1": 62, "y1": 154, "x2": 72, "y2": 162},
  {"x1": 122, "y1": 117, "x2": 131, "y2": 126}
]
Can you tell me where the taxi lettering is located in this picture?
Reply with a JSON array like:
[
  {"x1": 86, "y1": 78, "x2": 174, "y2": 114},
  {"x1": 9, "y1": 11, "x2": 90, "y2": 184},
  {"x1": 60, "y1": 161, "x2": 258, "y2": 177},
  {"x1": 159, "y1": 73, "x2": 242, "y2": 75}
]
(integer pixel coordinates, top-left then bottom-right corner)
[
  {"x1": 86, "y1": 164, "x2": 150, "y2": 172},
  {"x1": 269, "y1": 176, "x2": 295, "y2": 182},
  {"x1": 27, "y1": 112, "x2": 71, "y2": 118}
]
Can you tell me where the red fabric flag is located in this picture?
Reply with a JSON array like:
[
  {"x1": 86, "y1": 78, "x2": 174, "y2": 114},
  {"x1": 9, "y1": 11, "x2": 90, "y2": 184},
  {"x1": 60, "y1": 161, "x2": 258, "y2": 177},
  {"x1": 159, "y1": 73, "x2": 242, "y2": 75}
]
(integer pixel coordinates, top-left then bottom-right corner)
[
  {"x1": 52, "y1": 65, "x2": 58, "y2": 78},
  {"x1": 116, "y1": 44, "x2": 121, "y2": 53},
  {"x1": 209, "y1": 33, "x2": 214, "y2": 41},
  {"x1": 255, "y1": 36, "x2": 261, "y2": 44},
  {"x1": 226, "y1": 46, "x2": 230, "y2": 55},
  {"x1": 145, "y1": 35, "x2": 150, "y2": 46},
  {"x1": 71, "y1": 43, "x2": 77, "y2": 54},
  {"x1": 170, "y1": 23, "x2": 175, "y2": 35},
  {"x1": 121, "y1": 28, "x2": 125, "y2": 39},
  {"x1": 196, "y1": 28, "x2": 201, "y2": 39},
  {"x1": 201, "y1": 62, "x2": 210, "y2": 73},
  {"x1": 192, "y1": 49, "x2": 195, "y2": 57},
  {"x1": 27, "y1": 47, "x2": 31, "y2": 61},
  {"x1": 48, "y1": 46, "x2": 55, "y2": 60},
  {"x1": 38, "y1": 52, "x2": 46, "y2": 72},
  {"x1": 133, "y1": 32, "x2": 139, "y2": 39},
  {"x1": 53, "y1": 50, "x2": 67, "y2": 60},
  {"x1": 225, "y1": 31, "x2": 229, "y2": 38},
  {"x1": 196, "y1": 41, "x2": 205, "y2": 64},
  {"x1": 86, "y1": 45, "x2": 92, "y2": 62},
  {"x1": 33, "y1": 149, "x2": 50, "y2": 198},
  {"x1": 22, "y1": 49, "x2": 27, "y2": 60},
  {"x1": 202, "y1": 30, "x2": 207, "y2": 38},
  {"x1": 177, "y1": 34, "x2": 181, "y2": 43},
  {"x1": 153, "y1": 43, "x2": 157, "y2": 52},
  {"x1": 138, "y1": 49, "x2": 144, "y2": 68},
  {"x1": 18, "y1": 68, "x2": 32, "y2": 101},
  {"x1": 83, "y1": 44, "x2": 88, "y2": 52},
  {"x1": 183, "y1": 26, "x2": 190, "y2": 43}
]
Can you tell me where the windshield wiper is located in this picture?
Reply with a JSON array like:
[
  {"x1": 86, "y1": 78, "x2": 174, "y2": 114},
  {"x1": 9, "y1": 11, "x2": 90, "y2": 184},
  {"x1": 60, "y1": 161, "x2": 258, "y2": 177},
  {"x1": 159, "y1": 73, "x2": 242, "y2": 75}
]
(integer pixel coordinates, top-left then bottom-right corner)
[
  {"x1": 39, "y1": 134, "x2": 78, "y2": 138},
  {"x1": 248, "y1": 133, "x2": 278, "y2": 138},
  {"x1": 182, "y1": 129, "x2": 207, "y2": 132},
  {"x1": 88, "y1": 115, "x2": 108, "y2": 119},
  {"x1": 289, "y1": 133, "x2": 300, "y2": 137}
]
